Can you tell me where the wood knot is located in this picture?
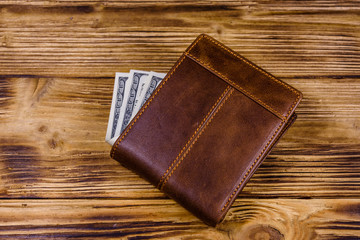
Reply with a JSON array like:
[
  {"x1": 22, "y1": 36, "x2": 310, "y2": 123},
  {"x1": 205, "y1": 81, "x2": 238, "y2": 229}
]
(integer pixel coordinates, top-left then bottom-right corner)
[
  {"x1": 47, "y1": 132, "x2": 64, "y2": 150},
  {"x1": 38, "y1": 125, "x2": 48, "y2": 133},
  {"x1": 48, "y1": 139, "x2": 57, "y2": 149},
  {"x1": 227, "y1": 223, "x2": 284, "y2": 240},
  {"x1": 211, "y1": 24, "x2": 224, "y2": 37},
  {"x1": 247, "y1": 225, "x2": 284, "y2": 240},
  {"x1": 1, "y1": 34, "x2": 12, "y2": 47}
]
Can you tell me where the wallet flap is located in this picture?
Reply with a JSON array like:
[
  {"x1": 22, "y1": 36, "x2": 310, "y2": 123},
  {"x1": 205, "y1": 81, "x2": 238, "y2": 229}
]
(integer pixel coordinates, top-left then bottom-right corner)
[{"x1": 186, "y1": 34, "x2": 302, "y2": 121}]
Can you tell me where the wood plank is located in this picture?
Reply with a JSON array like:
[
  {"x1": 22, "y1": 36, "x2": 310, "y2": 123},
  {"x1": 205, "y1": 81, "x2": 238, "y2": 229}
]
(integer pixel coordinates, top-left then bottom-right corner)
[
  {"x1": 0, "y1": 1, "x2": 359, "y2": 238},
  {"x1": 0, "y1": 4, "x2": 359, "y2": 77},
  {"x1": 0, "y1": 199, "x2": 359, "y2": 239},
  {"x1": 1, "y1": 0, "x2": 360, "y2": 9},
  {"x1": 0, "y1": 76, "x2": 359, "y2": 199}
]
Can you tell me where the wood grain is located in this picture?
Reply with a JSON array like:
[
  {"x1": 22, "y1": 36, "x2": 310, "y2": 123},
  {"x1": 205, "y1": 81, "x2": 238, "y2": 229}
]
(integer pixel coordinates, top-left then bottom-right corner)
[
  {"x1": 0, "y1": 1, "x2": 359, "y2": 239},
  {"x1": 0, "y1": 199, "x2": 359, "y2": 239}
]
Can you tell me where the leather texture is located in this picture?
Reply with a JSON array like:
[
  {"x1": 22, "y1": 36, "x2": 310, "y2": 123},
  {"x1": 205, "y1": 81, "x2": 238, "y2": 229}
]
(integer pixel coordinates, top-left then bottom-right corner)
[{"x1": 111, "y1": 34, "x2": 303, "y2": 226}]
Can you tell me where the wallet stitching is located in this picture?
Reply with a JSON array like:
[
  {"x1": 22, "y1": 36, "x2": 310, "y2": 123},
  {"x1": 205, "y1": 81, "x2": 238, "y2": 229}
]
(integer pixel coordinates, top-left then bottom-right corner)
[
  {"x1": 201, "y1": 34, "x2": 300, "y2": 98},
  {"x1": 186, "y1": 52, "x2": 285, "y2": 120},
  {"x1": 160, "y1": 87, "x2": 235, "y2": 190},
  {"x1": 189, "y1": 34, "x2": 301, "y2": 120},
  {"x1": 110, "y1": 35, "x2": 203, "y2": 159},
  {"x1": 157, "y1": 85, "x2": 231, "y2": 189},
  {"x1": 220, "y1": 120, "x2": 284, "y2": 211},
  {"x1": 221, "y1": 93, "x2": 300, "y2": 211}
]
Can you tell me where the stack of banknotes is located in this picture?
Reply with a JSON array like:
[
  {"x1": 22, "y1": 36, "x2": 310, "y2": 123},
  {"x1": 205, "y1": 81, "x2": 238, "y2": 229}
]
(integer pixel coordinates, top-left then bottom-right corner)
[{"x1": 105, "y1": 70, "x2": 165, "y2": 145}]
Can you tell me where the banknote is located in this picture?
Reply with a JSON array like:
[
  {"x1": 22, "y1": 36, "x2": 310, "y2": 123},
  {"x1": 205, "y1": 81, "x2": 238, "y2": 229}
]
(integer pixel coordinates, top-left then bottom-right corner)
[
  {"x1": 130, "y1": 71, "x2": 166, "y2": 122},
  {"x1": 116, "y1": 70, "x2": 150, "y2": 135},
  {"x1": 140, "y1": 72, "x2": 166, "y2": 109},
  {"x1": 105, "y1": 72, "x2": 129, "y2": 143},
  {"x1": 106, "y1": 71, "x2": 135, "y2": 144},
  {"x1": 106, "y1": 70, "x2": 165, "y2": 146}
]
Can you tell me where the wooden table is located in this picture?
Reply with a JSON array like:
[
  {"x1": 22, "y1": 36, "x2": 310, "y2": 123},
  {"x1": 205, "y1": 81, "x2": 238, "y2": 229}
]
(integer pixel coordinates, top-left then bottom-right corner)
[{"x1": 1, "y1": 1, "x2": 359, "y2": 239}]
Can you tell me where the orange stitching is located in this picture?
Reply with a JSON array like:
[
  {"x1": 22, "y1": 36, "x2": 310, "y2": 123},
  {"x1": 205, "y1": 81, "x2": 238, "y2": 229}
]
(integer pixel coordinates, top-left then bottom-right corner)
[
  {"x1": 188, "y1": 34, "x2": 301, "y2": 120},
  {"x1": 160, "y1": 88, "x2": 235, "y2": 190},
  {"x1": 215, "y1": 35, "x2": 303, "y2": 210},
  {"x1": 220, "y1": 94, "x2": 300, "y2": 211},
  {"x1": 286, "y1": 94, "x2": 300, "y2": 119},
  {"x1": 201, "y1": 35, "x2": 300, "y2": 96},
  {"x1": 186, "y1": 52, "x2": 285, "y2": 120},
  {"x1": 186, "y1": 34, "x2": 204, "y2": 54},
  {"x1": 111, "y1": 35, "x2": 205, "y2": 159},
  {"x1": 220, "y1": 84, "x2": 301, "y2": 211},
  {"x1": 157, "y1": 86, "x2": 231, "y2": 189},
  {"x1": 221, "y1": 119, "x2": 284, "y2": 211},
  {"x1": 185, "y1": 36, "x2": 301, "y2": 206}
]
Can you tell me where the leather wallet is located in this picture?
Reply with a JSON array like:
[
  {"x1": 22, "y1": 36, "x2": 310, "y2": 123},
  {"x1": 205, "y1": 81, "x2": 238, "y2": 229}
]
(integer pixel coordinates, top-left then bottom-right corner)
[{"x1": 111, "y1": 34, "x2": 302, "y2": 226}]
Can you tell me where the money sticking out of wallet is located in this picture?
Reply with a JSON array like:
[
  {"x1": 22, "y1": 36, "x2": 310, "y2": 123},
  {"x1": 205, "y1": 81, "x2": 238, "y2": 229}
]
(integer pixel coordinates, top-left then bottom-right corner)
[{"x1": 105, "y1": 70, "x2": 165, "y2": 145}]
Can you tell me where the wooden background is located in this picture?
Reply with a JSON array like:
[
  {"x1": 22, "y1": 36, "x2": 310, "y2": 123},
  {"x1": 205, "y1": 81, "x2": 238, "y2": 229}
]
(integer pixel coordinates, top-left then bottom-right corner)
[{"x1": 0, "y1": 0, "x2": 359, "y2": 239}]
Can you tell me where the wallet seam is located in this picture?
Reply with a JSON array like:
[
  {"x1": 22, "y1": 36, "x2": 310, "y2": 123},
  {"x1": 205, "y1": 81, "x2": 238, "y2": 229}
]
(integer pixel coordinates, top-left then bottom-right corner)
[
  {"x1": 157, "y1": 85, "x2": 232, "y2": 189},
  {"x1": 200, "y1": 34, "x2": 301, "y2": 102},
  {"x1": 160, "y1": 87, "x2": 235, "y2": 190},
  {"x1": 219, "y1": 113, "x2": 297, "y2": 219},
  {"x1": 221, "y1": 93, "x2": 300, "y2": 212},
  {"x1": 185, "y1": 52, "x2": 285, "y2": 120},
  {"x1": 190, "y1": 34, "x2": 302, "y2": 120},
  {"x1": 220, "y1": 119, "x2": 285, "y2": 211}
]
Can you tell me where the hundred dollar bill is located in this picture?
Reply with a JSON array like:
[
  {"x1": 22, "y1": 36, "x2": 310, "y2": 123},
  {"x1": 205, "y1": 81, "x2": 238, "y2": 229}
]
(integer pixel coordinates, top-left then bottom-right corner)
[
  {"x1": 140, "y1": 72, "x2": 166, "y2": 108},
  {"x1": 105, "y1": 72, "x2": 129, "y2": 144},
  {"x1": 128, "y1": 72, "x2": 152, "y2": 122},
  {"x1": 106, "y1": 70, "x2": 166, "y2": 146},
  {"x1": 114, "y1": 70, "x2": 149, "y2": 136},
  {"x1": 130, "y1": 71, "x2": 166, "y2": 122}
]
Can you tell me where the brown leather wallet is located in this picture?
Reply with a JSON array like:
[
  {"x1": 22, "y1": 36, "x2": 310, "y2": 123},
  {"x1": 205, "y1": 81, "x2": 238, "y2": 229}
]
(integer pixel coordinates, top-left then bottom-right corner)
[{"x1": 111, "y1": 34, "x2": 302, "y2": 226}]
